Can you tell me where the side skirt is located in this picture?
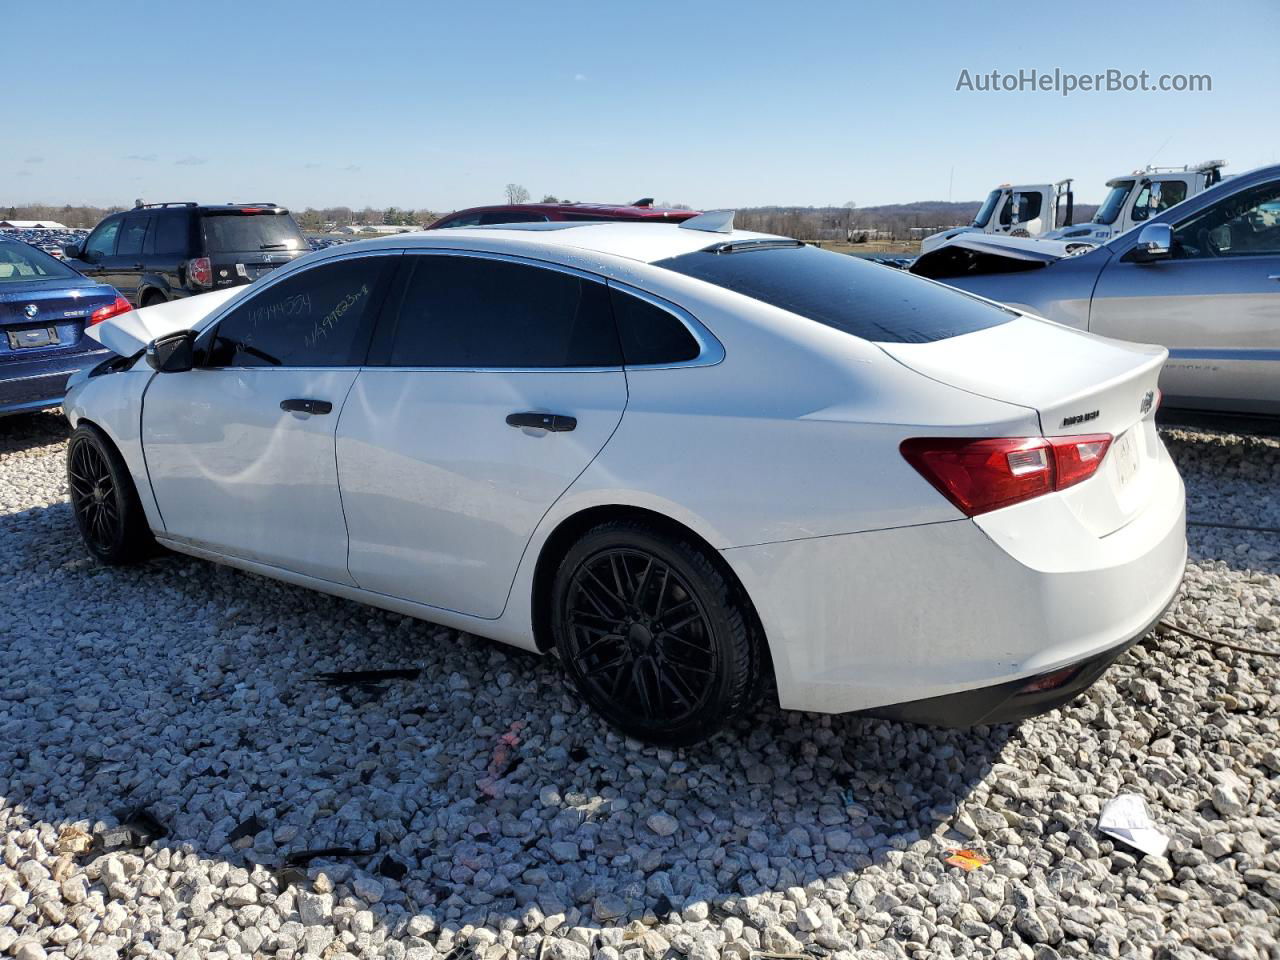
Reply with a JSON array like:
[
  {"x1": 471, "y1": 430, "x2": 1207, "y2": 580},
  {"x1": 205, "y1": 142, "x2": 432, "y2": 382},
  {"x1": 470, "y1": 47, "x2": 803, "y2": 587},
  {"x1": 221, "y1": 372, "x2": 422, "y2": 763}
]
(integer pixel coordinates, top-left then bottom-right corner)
[{"x1": 154, "y1": 537, "x2": 541, "y2": 653}]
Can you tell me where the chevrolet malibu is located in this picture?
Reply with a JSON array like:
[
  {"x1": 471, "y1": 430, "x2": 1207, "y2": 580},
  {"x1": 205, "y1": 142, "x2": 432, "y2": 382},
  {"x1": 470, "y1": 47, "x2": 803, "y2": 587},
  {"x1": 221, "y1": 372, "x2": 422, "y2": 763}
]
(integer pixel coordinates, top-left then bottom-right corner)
[{"x1": 63, "y1": 215, "x2": 1186, "y2": 744}]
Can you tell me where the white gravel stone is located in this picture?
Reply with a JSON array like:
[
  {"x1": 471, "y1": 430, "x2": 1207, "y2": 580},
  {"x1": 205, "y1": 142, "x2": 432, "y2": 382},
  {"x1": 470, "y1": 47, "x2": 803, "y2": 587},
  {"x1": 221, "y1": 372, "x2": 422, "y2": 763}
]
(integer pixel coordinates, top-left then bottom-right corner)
[{"x1": 0, "y1": 414, "x2": 1277, "y2": 960}]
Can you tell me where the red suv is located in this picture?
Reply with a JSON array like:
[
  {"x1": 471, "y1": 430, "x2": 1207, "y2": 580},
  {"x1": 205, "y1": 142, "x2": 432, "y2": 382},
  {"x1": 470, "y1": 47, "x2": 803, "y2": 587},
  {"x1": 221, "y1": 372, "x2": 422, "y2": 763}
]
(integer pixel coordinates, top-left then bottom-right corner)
[{"x1": 428, "y1": 198, "x2": 700, "y2": 230}]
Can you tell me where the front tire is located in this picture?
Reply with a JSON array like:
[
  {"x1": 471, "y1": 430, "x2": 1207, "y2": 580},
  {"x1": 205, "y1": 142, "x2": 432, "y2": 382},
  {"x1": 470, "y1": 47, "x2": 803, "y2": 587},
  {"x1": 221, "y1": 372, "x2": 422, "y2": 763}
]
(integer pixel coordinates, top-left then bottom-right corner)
[
  {"x1": 67, "y1": 424, "x2": 153, "y2": 565},
  {"x1": 551, "y1": 520, "x2": 760, "y2": 746}
]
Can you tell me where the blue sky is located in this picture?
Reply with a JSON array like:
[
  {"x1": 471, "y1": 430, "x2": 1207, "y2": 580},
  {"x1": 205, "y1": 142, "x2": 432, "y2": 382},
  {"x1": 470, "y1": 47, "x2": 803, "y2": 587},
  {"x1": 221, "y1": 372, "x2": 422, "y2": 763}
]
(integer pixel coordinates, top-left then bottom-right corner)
[{"x1": 8, "y1": 0, "x2": 1278, "y2": 211}]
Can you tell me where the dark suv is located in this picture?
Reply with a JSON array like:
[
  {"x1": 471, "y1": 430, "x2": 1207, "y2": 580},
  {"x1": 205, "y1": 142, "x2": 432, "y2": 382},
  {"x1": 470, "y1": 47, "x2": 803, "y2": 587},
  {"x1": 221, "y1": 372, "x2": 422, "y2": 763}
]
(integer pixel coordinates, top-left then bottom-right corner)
[{"x1": 64, "y1": 203, "x2": 311, "y2": 307}]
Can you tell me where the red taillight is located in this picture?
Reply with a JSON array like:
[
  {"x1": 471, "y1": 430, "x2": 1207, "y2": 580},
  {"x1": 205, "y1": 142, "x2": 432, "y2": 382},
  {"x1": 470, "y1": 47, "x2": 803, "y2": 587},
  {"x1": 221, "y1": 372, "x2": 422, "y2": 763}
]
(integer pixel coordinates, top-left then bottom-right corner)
[
  {"x1": 187, "y1": 256, "x2": 213, "y2": 288},
  {"x1": 901, "y1": 432, "x2": 1113, "y2": 517},
  {"x1": 1051, "y1": 433, "x2": 1112, "y2": 490},
  {"x1": 88, "y1": 294, "x2": 133, "y2": 326}
]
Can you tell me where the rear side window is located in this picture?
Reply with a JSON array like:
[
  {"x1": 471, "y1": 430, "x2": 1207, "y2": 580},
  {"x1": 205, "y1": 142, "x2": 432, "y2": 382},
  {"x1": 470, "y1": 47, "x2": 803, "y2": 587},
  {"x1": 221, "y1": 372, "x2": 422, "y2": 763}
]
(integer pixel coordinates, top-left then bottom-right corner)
[
  {"x1": 206, "y1": 256, "x2": 390, "y2": 367},
  {"x1": 117, "y1": 215, "x2": 150, "y2": 257},
  {"x1": 655, "y1": 243, "x2": 1013, "y2": 344},
  {"x1": 149, "y1": 213, "x2": 189, "y2": 256},
  {"x1": 477, "y1": 211, "x2": 548, "y2": 225},
  {"x1": 610, "y1": 288, "x2": 699, "y2": 364},
  {"x1": 201, "y1": 212, "x2": 308, "y2": 254},
  {"x1": 381, "y1": 255, "x2": 621, "y2": 368}
]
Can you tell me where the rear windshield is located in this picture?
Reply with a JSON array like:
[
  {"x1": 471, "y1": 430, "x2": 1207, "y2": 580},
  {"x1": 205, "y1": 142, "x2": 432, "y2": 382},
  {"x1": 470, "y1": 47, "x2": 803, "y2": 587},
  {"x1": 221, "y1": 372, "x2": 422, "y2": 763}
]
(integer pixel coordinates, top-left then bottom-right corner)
[
  {"x1": 201, "y1": 212, "x2": 308, "y2": 254},
  {"x1": 654, "y1": 243, "x2": 1014, "y2": 344},
  {"x1": 0, "y1": 241, "x2": 78, "y2": 283}
]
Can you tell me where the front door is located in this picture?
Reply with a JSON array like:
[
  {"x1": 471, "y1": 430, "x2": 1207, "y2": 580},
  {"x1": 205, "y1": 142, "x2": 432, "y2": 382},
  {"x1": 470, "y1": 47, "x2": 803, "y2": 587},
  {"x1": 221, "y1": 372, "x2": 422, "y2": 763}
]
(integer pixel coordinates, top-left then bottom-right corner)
[
  {"x1": 1090, "y1": 180, "x2": 1280, "y2": 414},
  {"x1": 338, "y1": 252, "x2": 629, "y2": 619},
  {"x1": 142, "y1": 251, "x2": 397, "y2": 581},
  {"x1": 103, "y1": 211, "x2": 150, "y2": 303}
]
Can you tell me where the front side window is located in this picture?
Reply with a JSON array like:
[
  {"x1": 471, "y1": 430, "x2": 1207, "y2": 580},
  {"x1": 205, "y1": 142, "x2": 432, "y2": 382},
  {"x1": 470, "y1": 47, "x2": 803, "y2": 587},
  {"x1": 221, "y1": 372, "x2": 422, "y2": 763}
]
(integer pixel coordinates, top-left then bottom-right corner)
[
  {"x1": 656, "y1": 243, "x2": 1013, "y2": 344},
  {"x1": 83, "y1": 219, "x2": 120, "y2": 261},
  {"x1": 1012, "y1": 191, "x2": 1043, "y2": 224},
  {"x1": 206, "y1": 256, "x2": 391, "y2": 367},
  {"x1": 117, "y1": 215, "x2": 150, "y2": 258},
  {"x1": 435, "y1": 212, "x2": 482, "y2": 228},
  {"x1": 1172, "y1": 181, "x2": 1280, "y2": 260},
  {"x1": 1093, "y1": 180, "x2": 1135, "y2": 224},
  {"x1": 1132, "y1": 180, "x2": 1188, "y2": 223},
  {"x1": 380, "y1": 254, "x2": 621, "y2": 368}
]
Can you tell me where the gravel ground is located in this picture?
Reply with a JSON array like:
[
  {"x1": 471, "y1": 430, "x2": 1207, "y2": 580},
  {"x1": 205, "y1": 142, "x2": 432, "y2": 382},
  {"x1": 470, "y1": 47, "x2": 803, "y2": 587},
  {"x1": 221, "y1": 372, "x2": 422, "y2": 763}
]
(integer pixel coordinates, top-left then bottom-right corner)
[{"x1": 0, "y1": 412, "x2": 1277, "y2": 960}]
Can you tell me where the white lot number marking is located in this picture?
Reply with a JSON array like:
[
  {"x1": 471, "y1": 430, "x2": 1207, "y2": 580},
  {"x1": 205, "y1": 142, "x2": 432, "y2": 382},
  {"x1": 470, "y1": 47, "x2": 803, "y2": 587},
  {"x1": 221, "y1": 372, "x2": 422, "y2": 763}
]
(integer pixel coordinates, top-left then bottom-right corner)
[{"x1": 1113, "y1": 429, "x2": 1139, "y2": 488}]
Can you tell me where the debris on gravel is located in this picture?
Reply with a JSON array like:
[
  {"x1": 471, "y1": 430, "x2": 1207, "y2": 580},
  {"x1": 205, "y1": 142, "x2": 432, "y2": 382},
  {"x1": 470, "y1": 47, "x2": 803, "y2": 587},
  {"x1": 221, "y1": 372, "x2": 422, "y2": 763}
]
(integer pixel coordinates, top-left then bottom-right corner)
[{"x1": 0, "y1": 411, "x2": 1277, "y2": 959}]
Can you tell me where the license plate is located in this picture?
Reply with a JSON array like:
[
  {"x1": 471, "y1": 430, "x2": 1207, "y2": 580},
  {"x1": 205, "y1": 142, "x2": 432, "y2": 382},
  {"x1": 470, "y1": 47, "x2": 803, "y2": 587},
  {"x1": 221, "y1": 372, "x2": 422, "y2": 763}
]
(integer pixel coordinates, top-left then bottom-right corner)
[
  {"x1": 1113, "y1": 430, "x2": 1139, "y2": 488},
  {"x1": 6, "y1": 326, "x2": 58, "y2": 350}
]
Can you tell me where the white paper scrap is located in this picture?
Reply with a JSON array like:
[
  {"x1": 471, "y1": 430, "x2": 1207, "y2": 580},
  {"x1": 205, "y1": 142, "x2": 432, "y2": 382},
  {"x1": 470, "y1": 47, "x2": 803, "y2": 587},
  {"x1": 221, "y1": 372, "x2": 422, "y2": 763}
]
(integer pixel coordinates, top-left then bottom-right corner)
[{"x1": 1097, "y1": 793, "x2": 1169, "y2": 858}]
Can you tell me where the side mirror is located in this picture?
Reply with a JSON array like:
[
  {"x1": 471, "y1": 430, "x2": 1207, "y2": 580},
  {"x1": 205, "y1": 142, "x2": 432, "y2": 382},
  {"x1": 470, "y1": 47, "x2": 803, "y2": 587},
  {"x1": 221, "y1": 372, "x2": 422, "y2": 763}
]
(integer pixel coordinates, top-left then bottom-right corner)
[
  {"x1": 63, "y1": 242, "x2": 83, "y2": 259},
  {"x1": 1127, "y1": 223, "x2": 1173, "y2": 263},
  {"x1": 146, "y1": 331, "x2": 196, "y2": 373}
]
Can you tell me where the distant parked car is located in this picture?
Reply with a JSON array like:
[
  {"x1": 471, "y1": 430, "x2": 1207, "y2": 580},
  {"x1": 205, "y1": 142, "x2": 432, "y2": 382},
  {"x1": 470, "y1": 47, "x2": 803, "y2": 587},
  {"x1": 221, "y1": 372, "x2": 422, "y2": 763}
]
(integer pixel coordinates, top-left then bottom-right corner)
[
  {"x1": 0, "y1": 238, "x2": 130, "y2": 416},
  {"x1": 63, "y1": 203, "x2": 310, "y2": 307},
  {"x1": 911, "y1": 163, "x2": 1280, "y2": 417},
  {"x1": 65, "y1": 217, "x2": 1184, "y2": 744},
  {"x1": 429, "y1": 198, "x2": 700, "y2": 229}
]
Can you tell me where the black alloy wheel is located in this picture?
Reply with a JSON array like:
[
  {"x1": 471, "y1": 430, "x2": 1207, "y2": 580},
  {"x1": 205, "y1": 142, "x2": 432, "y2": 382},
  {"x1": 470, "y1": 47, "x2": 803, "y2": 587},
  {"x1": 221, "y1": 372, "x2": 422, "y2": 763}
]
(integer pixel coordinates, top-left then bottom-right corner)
[
  {"x1": 553, "y1": 520, "x2": 760, "y2": 745},
  {"x1": 66, "y1": 424, "x2": 153, "y2": 564}
]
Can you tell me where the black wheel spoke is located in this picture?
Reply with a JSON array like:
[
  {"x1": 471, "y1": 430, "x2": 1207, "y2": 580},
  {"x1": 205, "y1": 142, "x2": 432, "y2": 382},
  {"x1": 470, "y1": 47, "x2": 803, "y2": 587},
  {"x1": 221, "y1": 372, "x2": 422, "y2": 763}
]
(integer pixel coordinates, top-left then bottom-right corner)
[
  {"x1": 563, "y1": 545, "x2": 720, "y2": 731},
  {"x1": 70, "y1": 439, "x2": 124, "y2": 552}
]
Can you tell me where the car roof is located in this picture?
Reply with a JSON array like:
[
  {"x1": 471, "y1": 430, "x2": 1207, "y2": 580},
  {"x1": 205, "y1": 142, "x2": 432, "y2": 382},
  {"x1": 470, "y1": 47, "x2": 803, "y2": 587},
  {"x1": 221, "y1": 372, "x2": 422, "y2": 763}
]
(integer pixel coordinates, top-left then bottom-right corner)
[
  {"x1": 337, "y1": 221, "x2": 786, "y2": 265},
  {"x1": 440, "y1": 202, "x2": 698, "y2": 220}
]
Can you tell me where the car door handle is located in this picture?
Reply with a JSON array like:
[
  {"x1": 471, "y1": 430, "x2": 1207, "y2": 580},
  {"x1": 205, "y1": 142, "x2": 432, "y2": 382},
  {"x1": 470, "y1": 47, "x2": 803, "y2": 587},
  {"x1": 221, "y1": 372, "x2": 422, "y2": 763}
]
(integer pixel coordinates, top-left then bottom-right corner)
[
  {"x1": 506, "y1": 411, "x2": 577, "y2": 432},
  {"x1": 1268, "y1": 274, "x2": 1280, "y2": 281},
  {"x1": 280, "y1": 398, "x2": 333, "y2": 415}
]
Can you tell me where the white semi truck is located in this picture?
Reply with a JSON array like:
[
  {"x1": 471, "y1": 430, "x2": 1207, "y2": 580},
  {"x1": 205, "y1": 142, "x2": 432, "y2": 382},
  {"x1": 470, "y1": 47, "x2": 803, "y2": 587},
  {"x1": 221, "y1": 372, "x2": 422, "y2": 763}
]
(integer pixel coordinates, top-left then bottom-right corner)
[
  {"x1": 1042, "y1": 160, "x2": 1227, "y2": 241},
  {"x1": 920, "y1": 179, "x2": 1075, "y2": 253}
]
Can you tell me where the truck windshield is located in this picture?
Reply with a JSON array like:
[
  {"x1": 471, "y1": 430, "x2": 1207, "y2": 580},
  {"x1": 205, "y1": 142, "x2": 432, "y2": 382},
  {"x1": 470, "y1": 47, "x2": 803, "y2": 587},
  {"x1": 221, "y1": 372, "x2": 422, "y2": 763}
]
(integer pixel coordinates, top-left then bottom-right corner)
[
  {"x1": 201, "y1": 212, "x2": 308, "y2": 253},
  {"x1": 971, "y1": 190, "x2": 1002, "y2": 228},
  {"x1": 1092, "y1": 180, "x2": 1135, "y2": 224}
]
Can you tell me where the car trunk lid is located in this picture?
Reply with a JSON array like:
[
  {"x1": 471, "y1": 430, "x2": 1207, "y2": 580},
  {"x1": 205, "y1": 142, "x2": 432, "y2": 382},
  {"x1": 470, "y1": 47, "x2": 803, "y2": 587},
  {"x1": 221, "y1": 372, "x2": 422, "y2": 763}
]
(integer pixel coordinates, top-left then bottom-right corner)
[
  {"x1": 881, "y1": 315, "x2": 1167, "y2": 535},
  {"x1": 0, "y1": 283, "x2": 117, "y2": 357}
]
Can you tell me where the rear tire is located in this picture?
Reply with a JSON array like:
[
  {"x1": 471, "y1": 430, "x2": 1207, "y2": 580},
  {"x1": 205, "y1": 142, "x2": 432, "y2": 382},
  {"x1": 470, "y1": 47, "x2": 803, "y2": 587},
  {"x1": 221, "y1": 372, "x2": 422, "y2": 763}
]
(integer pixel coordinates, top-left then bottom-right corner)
[
  {"x1": 66, "y1": 424, "x2": 154, "y2": 565},
  {"x1": 551, "y1": 519, "x2": 760, "y2": 746}
]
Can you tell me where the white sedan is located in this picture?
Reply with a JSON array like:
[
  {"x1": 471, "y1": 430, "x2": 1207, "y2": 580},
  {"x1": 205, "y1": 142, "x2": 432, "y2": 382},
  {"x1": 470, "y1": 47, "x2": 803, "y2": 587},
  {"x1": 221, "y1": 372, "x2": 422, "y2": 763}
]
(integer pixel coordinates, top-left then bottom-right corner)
[{"x1": 63, "y1": 214, "x2": 1187, "y2": 744}]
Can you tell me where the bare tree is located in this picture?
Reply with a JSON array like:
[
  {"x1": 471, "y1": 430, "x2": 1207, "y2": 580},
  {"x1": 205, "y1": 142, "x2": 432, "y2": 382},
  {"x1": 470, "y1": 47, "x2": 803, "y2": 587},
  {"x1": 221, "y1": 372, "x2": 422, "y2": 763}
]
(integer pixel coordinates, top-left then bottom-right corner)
[{"x1": 505, "y1": 184, "x2": 530, "y2": 205}]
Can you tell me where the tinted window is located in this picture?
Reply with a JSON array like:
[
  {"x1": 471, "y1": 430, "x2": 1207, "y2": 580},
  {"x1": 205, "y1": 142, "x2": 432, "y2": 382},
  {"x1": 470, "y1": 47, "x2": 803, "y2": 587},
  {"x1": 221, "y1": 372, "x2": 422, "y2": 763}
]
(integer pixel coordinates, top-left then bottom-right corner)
[
  {"x1": 610, "y1": 288, "x2": 699, "y2": 364},
  {"x1": 656, "y1": 243, "x2": 1013, "y2": 344},
  {"x1": 84, "y1": 219, "x2": 120, "y2": 260},
  {"x1": 150, "y1": 213, "x2": 189, "y2": 256},
  {"x1": 201, "y1": 212, "x2": 307, "y2": 254},
  {"x1": 0, "y1": 242, "x2": 78, "y2": 283},
  {"x1": 207, "y1": 256, "x2": 389, "y2": 367},
  {"x1": 1172, "y1": 182, "x2": 1280, "y2": 259},
  {"x1": 436, "y1": 212, "x2": 482, "y2": 228},
  {"x1": 117, "y1": 215, "x2": 150, "y2": 257},
  {"x1": 382, "y1": 255, "x2": 621, "y2": 368},
  {"x1": 478, "y1": 211, "x2": 548, "y2": 225}
]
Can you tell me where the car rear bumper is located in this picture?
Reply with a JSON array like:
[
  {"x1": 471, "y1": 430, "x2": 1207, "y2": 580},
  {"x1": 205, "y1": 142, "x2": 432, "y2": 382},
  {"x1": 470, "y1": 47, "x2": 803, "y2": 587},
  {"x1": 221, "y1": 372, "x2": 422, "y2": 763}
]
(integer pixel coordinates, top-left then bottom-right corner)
[
  {"x1": 0, "y1": 346, "x2": 111, "y2": 415},
  {"x1": 722, "y1": 437, "x2": 1186, "y2": 720}
]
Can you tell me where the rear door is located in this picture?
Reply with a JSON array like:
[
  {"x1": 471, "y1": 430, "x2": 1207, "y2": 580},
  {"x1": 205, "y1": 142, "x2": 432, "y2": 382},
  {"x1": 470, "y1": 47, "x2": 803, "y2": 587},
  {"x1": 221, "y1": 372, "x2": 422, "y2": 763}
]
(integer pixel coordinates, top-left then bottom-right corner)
[
  {"x1": 142, "y1": 251, "x2": 397, "y2": 581},
  {"x1": 1089, "y1": 179, "x2": 1280, "y2": 414},
  {"x1": 199, "y1": 208, "x2": 310, "y2": 290},
  {"x1": 337, "y1": 251, "x2": 628, "y2": 618}
]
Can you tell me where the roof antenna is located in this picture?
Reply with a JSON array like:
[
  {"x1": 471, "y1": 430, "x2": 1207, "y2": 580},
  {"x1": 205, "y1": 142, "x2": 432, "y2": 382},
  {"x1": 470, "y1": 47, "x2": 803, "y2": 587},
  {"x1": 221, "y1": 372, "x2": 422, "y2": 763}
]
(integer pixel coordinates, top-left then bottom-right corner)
[
  {"x1": 631, "y1": 197, "x2": 654, "y2": 207},
  {"x1": 678, "y1": 210, "x2": 735, "y2": 234}
]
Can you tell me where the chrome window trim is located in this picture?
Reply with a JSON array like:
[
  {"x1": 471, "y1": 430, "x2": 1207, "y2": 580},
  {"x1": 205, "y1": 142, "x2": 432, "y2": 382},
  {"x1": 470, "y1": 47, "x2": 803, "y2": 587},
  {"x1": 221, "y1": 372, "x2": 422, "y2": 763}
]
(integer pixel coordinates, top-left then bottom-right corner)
[{"x1": 362, "y1": 247, "x2": 723, "y2": 373}]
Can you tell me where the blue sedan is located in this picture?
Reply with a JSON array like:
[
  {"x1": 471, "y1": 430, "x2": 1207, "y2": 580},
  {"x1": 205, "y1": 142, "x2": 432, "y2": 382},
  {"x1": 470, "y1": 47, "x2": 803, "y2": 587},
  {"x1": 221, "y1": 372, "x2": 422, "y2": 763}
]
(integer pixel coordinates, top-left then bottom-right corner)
[{"x1": 0, "y1": 238, "x2": 130, "y2": 416}]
